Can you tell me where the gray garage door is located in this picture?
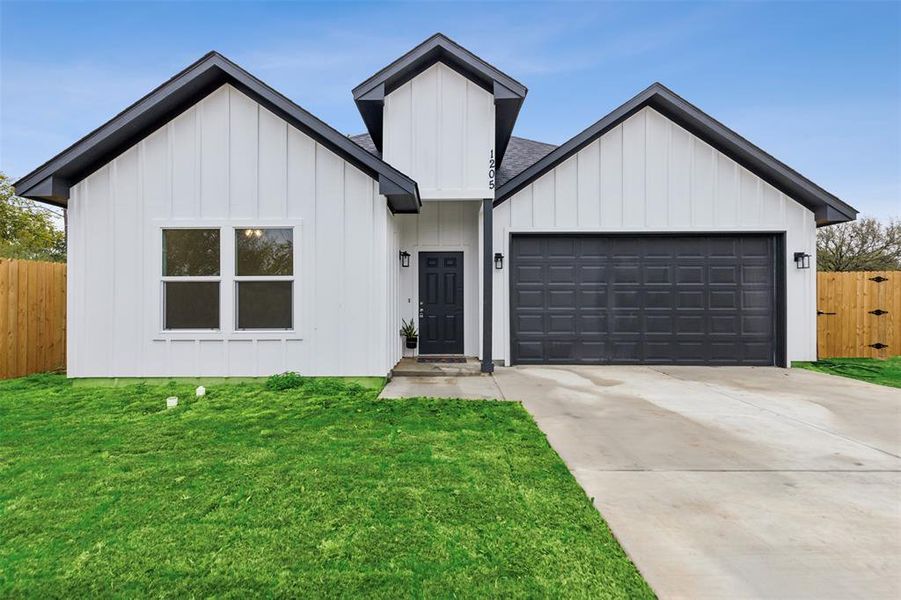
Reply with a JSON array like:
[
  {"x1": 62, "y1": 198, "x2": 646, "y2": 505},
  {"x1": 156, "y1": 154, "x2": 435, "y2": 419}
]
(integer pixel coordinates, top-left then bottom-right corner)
[{"x1": 510, "y1": 234, "x2": 779, "y2": 366}]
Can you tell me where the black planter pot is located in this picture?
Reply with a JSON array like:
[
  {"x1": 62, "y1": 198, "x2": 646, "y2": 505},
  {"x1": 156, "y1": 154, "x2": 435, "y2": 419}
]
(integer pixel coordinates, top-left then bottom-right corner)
[{"x1": 405, "y1": 336, "x2": 418, "y2": 349}]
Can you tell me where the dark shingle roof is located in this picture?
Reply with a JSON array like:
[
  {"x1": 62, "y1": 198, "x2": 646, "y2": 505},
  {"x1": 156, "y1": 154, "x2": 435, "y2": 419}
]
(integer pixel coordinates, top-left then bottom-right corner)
[{"x1": 348, "y1": 133, "x2": 556, "y2": 187}]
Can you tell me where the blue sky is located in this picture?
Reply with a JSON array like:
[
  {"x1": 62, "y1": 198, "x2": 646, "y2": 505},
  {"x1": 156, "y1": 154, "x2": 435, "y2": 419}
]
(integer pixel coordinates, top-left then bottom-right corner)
[{"x1": 1, "y1": 1, "x2": 898, "y2": 219}]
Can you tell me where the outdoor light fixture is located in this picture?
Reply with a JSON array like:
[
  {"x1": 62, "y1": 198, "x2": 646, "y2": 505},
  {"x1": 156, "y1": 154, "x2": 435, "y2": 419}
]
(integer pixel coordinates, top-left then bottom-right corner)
[
  {"x1": 494, "y1": 253, "x2": 504, "y2": 270},
  {"x1": 399, "y1": 251, "x2": 411, "y2": 268},
  {"x1": 794, "y1": 252, "x2": 811, "y2": 269}
]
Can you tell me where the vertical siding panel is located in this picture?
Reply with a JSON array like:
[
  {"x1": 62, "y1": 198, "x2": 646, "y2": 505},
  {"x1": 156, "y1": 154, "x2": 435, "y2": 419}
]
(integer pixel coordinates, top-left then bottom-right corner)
[
  {"x1": 418, "y1": 202, "x2": 439, "y2": 245},
  {"x1": 383, "y1": 81, "x2": 413, "y2": 176},
  {"x1": 200, "y1": 86, "x2": 229, "y2": 218},
  {"x1": 314, "y1": 146, "x2": 344, "y2": 374},
  {"x1": 287, "y1": 127, "x2": 316, "y2": 220},
  {"x1": 715, "y1": 155, "x2": 740, "y2": 226},
  {"x1": 412, "y1": 65, "x2": 438, "y2": 191},
  {"x1": 142, "y1": 127, "x2": 170, "y2": 218},
  {"x1": 622, "y1": 110, "x2": 647, "y2": 228},
  {"x1": 171, "y1": 108, "x2": 198, "y2": 218},
  {"x1": 645, "y1": 109, "x2": 669, "y2": 228},
  {"x1": 64, "y1": 192, "x2": 79, "y2": 375},
  {"x1": 372, "y1": 187, "x2": 388, "y2": 373},
  {"x1": 466, "y1": 77, "x2": 494, "y2": 194},
  {"x1": 577, "y1": 139, "x2": 600, "y2": 227},
  {"x1": 439, "y1": 202, "x2": 463, "y2": 246},
  {"x1": 554, "y1": 156, "x2": 578, "y2": 227},
  {"x1": 83, "y1": 167, "x2": 114, "y2": 375},
  {"x1": 343, "y1": 165, "x2": 372, "y2": 373},
  {"x1": 600, "y1": 125, "x2": 623, "y2": 227},
  {"x1": 510, "y1": 186, "x2": 533, "y2": 227},
  {"x1": 739, "y1": 168, "x2": 760, "y2": 225},
  {"x1": 493, "y1": 201, "x2": 511, "y2": 361},
  {"x1": 438, "y1": 66, "x2": 465, "y2": 191},
  {"x1": 229, "y1": 87, "x2": 259, "y2": 219},
  {"x1": 533, "y1": 171, "x2": 556, "y2": 226},
  {"x1": 112, "y1": 148, "x2": 142, "y2": 375},
  {"x1": 258, "y1": 106, "x2": 288, "y2": 219},
  {"x1": 690, "y1": 138, "x2": 715, "y2": 227},
  {"x1": 761, "y1": 183, "x2": 783, "y2": 227},
  {"x1": 668, "y1": 124, "x2": 692, "y2": 228}
]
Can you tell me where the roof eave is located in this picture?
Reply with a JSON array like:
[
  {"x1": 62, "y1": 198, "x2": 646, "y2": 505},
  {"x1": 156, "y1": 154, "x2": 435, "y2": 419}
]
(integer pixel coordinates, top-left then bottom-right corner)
[
  {"x1": 495, "y1": 83, "x2": 857, "y2": 226},
  {"x1": 15, "y1": 52, "x2": 421, "y2": 213}
]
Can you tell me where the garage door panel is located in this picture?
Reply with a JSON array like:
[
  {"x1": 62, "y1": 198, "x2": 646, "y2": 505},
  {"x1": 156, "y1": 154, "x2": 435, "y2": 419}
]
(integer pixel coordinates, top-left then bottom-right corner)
[{"x1": 510, "y1": 234, "x2": 777, "y2": 365}]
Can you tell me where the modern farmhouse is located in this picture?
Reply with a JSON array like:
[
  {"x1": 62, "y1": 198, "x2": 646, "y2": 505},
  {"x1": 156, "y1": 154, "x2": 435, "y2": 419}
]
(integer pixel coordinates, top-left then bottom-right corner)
[{"x1": 15, "y1": 34, "x2": 857, "y2": 377}]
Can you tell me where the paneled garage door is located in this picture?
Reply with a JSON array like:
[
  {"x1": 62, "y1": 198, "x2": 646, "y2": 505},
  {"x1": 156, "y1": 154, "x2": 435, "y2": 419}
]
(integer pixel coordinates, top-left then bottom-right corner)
[{"x1": 509, "y1": 234, "x2": 780, "y2": 365}]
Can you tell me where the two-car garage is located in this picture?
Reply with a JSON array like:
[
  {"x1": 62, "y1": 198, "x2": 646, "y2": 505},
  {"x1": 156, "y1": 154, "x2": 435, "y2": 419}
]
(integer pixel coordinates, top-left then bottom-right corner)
[{"x1": 509, "y1": 234, "x2": 784, "y2": 366}]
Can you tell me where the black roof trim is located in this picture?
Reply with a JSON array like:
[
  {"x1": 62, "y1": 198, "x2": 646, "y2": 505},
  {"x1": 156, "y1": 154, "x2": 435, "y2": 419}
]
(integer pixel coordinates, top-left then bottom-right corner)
[
  {"x1": 352, "y1": 33, "x2": 527, "y2": 167},
  {"x1": 495, "y1": 83, "x2": 857, "y2": 226},
  {"x1": 14, "y1": 51, "x2": 421, "y2": 213}
]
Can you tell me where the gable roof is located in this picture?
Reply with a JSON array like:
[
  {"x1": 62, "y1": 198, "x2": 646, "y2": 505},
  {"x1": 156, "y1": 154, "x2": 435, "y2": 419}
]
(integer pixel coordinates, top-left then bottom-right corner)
[
  {"x1": 349, "y1": 132, "x2": 556, "y2": 188},
  {"x1": 495, "y1": 83, "x2": 857, "y2": 226},
  {"x1": 14, "y1": 52, "x2": 421, "y2": 213},
  {"x1": 352, "y1": 33, "x2": 527, "y2": 168}
]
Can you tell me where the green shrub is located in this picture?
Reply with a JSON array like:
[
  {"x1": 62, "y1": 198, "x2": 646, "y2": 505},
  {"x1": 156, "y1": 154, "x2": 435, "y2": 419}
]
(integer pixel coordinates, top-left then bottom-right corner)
[{"x1": 265, "y1": 371, "x2": 305, "y2": 391}]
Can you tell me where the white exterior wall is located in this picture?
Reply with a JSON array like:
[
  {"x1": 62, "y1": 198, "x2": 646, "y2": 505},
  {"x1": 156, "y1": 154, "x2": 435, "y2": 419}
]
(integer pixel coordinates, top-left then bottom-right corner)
[
  {"x1": 492, "y1": 107, "x2": 818, "y2": 364},
  {"x1": 67, "y1": 84, "x2": 400, "y2": 377},
  {"x1": 395, "y1": 201, "x2": 482, "y2": 357},
  {"x1": 383, "y1": 63, "x2": 495, "y2": 200}
]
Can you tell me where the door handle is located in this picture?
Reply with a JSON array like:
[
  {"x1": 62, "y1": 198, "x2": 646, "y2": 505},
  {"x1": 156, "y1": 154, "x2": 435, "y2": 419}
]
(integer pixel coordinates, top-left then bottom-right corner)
[{"x1": 419, "y1": 308, "x2": 424, "y2": 318}]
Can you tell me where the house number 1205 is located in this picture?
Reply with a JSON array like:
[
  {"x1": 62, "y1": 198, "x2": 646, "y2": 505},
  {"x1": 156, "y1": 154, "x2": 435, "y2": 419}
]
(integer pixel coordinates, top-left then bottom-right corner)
[{"x1": 488, "y1": 149, "x2": 495, "y2": 190}]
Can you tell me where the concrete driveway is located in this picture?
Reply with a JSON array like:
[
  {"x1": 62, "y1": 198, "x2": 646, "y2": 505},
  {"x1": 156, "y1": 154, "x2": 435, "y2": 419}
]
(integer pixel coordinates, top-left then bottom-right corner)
[{"x1": 490, "y1": 365, "x2": 901, "y2": 599}]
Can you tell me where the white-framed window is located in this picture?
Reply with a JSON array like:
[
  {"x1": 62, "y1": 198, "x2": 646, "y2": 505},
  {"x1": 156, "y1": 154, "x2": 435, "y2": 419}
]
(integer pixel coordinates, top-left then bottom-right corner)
[
  {"x1": 161, "y1": 228, "x2": 221, "y2": 330},
  {"x1": 234, "y1": 227, "x2": 294, "y2": 330}
]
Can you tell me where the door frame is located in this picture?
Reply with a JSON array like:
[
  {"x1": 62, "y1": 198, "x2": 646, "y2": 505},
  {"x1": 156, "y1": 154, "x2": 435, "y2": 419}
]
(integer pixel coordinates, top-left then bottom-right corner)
[
  {"x1": 418, "y1": 250, "x2": 465, "y2": 355},
  {"x1": 506, "y1": 231, "x2": 787, "y2": 367}
]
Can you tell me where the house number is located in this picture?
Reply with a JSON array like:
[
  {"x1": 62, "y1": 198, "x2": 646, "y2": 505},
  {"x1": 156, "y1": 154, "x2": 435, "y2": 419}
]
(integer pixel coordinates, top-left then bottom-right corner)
[{"x1": 488, "y1": 149, "x2": 495, "y2": 189}]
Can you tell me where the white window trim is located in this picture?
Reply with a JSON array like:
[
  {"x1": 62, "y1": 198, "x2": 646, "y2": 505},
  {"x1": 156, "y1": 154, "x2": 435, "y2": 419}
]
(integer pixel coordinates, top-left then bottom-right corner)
[
  {"x1": 159, "y1": 227, "x2": 223, "y2": 334},
  {"x1": 233, "y1": 226, "x2": 296, "y2": 333},
  {"x1": 152, "y1": 219, "x2": 304, "y2": 341}
]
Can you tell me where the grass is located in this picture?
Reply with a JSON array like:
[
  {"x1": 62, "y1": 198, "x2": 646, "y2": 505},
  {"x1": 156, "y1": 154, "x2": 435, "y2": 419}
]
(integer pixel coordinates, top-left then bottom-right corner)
[
  {"x1": 794, "y1": 356, "x2": 901, "y2": 388},
  {"x1": 0, "y1": 374, "x2": 652, "y2": 598}
]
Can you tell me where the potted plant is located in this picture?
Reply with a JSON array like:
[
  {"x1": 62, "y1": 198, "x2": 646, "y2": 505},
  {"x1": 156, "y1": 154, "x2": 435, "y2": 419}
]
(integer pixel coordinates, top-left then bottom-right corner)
[{"x1": 400, "y1": 319, "x2": 418, "y2": 349}]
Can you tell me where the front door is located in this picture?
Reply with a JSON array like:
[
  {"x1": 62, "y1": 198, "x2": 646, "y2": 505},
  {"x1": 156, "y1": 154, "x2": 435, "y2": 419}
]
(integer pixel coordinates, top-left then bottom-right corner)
[{"x1": 419, "y1": 252, "x2": 464, "y2": 354}]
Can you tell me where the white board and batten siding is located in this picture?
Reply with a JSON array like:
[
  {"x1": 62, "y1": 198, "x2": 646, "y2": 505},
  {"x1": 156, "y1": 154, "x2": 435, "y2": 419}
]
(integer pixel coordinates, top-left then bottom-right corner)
[
  {"x1": 67, "y1": 83, "x2": 398, "y2": 377},
  {"x1": 383, "y1": 62, "x2": 495, "y2": 200},
  {"x1": 492, "y1": 106, "x2": 818, "y2": 364}
]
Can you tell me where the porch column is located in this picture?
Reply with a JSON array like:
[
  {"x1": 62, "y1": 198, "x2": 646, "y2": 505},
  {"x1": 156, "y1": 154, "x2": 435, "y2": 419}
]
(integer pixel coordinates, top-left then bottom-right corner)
[{"x1": 481, "y1": 197, "x2": 494, "y2": 373}]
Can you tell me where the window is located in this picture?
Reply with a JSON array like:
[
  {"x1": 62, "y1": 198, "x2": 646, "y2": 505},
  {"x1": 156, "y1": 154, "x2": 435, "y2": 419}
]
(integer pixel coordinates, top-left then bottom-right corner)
[
  {"x1": 235, "y1": 228, "x2": 293, "y2": 329},
  {"x1": 162, "y1": 229, "x2": 220, "y2": 329}
]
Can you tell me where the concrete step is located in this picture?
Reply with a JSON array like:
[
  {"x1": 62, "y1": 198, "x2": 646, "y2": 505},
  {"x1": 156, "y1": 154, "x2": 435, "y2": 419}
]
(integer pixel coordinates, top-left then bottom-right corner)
[{"x1": 391, "y1": 357, "x2": 484, "y2": 377}]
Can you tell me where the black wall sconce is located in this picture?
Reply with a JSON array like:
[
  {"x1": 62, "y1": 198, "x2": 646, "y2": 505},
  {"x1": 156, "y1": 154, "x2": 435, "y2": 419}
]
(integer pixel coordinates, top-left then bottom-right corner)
[
  {"x1": 399, "y1": 251, "x2": 410, "y2": 268},
  {"x1": 793, "y1": 252, "x2": 811, "y2": 269},
  {"x1": 494, "y1": 253, "x2": 504, "y2": 270}
]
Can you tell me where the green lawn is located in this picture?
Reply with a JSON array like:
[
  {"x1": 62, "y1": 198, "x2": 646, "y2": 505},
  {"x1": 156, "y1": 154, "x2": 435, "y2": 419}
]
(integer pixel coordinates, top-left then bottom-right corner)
[
  {"x1": 794, "y1": 356, "x2": 901, "y2": 388},
  {"x1": 0, "y1": 375, "x2": 652, "y2": 598}
]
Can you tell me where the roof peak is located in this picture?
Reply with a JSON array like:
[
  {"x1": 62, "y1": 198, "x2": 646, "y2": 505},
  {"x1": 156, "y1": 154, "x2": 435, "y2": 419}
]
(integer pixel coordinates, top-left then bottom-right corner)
[{"x1": 352, "y1": 32, "x2": 527, "y2": 167}]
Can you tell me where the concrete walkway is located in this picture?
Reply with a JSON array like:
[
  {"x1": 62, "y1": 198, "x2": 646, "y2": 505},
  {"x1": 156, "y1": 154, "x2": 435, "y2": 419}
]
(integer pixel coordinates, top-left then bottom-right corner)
[{"x1": 382, "y1": 365, "x2": 901, "y2": 599}]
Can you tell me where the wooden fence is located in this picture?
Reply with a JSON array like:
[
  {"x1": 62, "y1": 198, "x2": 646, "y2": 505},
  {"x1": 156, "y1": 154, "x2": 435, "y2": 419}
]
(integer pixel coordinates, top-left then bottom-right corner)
[
  {"x1": 817, "y1": 271, "x2": 901, "y2": 359},
  {"x1": 0, "y1": 259, "x2": 67, "y2": 379}
]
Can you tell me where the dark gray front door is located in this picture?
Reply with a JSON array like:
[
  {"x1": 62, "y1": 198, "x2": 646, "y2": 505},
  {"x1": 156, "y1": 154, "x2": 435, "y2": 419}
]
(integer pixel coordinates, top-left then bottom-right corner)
[
  {"x1": 419, "y1": 252, "x2": 464, "y2": 354},
  {"x1": 510, "y1": 234, "x2": 778, "y2": 366}
]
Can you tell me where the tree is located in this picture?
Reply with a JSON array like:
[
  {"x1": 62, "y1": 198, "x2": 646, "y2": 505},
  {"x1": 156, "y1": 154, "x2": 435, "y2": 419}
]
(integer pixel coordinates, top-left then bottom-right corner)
[
  {"x1": 0, "y1": 172, "x2": 66, "y2": 262},
  {"x1": 817, "y1": 217, "x2": 901, "y2": 272}
]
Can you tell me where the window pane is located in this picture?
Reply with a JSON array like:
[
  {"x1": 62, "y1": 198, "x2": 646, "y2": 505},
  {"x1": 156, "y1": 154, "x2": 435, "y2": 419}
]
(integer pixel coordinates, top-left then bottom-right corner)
[
  {"x1": 163, "y1": 229, "x2": 220, "y2": 276},
  {"x1": 236, "y1": 228, "x2": 293, "y2": 276},
  {"x1": 237, "y1": 281, "x2": 292, "y2": 329},
  {"x1": 164, "y1": 282, "x2": 220, "y2": 329}
]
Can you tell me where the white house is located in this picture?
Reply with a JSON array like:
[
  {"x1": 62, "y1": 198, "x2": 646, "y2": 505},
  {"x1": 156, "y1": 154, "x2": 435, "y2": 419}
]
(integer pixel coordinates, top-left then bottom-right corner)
[{"x1": 15, "y1": 34, "x2": 857, "y2": 377}]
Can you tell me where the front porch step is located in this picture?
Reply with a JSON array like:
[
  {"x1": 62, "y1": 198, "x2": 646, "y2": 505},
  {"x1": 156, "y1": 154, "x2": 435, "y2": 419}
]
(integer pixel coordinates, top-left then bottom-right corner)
[{"x1": 391, "y1": 357, "x2": 484, "y2": 377}]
